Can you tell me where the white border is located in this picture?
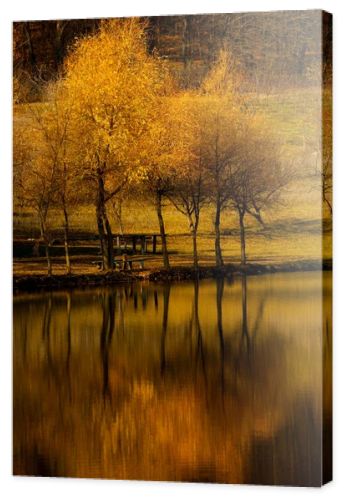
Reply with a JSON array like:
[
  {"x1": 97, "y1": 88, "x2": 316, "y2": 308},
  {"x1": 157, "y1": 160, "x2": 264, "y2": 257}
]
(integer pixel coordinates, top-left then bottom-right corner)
[{"x1": 1, "y1": 1, "x2": 347, "y2": 499}]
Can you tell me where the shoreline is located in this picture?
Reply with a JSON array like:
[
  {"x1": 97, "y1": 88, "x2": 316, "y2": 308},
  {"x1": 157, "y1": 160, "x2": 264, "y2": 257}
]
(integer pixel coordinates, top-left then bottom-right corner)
[{"x1": 13, "y1": 259, "x2": 332, "y2": 292}]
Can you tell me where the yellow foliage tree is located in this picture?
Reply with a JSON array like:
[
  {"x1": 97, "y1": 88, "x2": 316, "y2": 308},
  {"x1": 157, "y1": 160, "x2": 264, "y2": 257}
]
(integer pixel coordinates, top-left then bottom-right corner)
[
  {"x1": 197, "y1": 50, "x2": 247, "y2": 266},
  {"x1": 166, "y1": 93, "x2": 210, "y2": 270},
  {"x1": 13, "y1": 104, "x2": 59, "y2": 275},
  {"x1": 224, "y1": 114, "x2": 290, "y2": 265},
  {"x1": 134, "y1": 90, "x2": 187, "y2": 271},
  {"x1": 63, "y1": 19, "x2": 171, "y2": 270},
  {"x1": 199, "y1": 50, "x2": 288, "y2": 266}
]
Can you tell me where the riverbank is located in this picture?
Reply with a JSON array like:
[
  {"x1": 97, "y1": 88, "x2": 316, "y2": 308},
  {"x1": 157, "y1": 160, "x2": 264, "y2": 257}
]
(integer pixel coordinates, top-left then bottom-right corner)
[{"x1": 13, "y1": 259, "x2": 332, "y2": 292}]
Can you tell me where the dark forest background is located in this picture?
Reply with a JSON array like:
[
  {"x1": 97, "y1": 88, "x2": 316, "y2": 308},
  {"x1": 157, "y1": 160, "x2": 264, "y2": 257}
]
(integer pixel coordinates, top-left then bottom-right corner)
[{"x1": 13, "y1": 11, "x2": 332, "y2": 102}]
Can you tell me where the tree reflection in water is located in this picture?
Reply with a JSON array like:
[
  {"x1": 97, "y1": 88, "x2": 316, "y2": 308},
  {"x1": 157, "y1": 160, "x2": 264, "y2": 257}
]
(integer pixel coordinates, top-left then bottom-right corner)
[
  {"x1": 100, "y1": 291, "x2": 116, "y2": 402},
  {"x1": 160, "y1": 284, "x2": 170, "y2": 376},
  {"x1": 13, "y1": 272, "x2": 331, "y2": 485}
]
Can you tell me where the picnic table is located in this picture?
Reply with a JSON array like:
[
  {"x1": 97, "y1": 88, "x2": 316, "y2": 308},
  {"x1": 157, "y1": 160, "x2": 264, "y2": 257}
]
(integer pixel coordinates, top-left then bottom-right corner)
[
  {"x1": 93, "y1": 255, "x2": 151, "y2": 271},
  {"x1": 113, "y1": 233, "x2": 162, "y2": 254}
]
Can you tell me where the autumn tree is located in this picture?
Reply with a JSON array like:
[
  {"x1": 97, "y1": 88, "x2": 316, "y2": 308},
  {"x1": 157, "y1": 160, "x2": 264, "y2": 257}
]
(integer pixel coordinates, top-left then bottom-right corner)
[
  {"x1": 36, "y1": 83, "x2": 79, "y2": 273},
  {"x1": 136, "y1": 117, "x2": 173, "y2": 271},
  {"x1": 37, "y1": 82, "x2": 81, "y2": 273},
  {"x1": 63, "y1": 19, "x2": 170, "y2": 270},
  {"x1": 167, "y1": 94, "x2": 209, "y2": 269},
  {"x1": 198, "y1": 50, "x2": 247, "y2": 267},
  {"x1": 225, "y1": 116, "x2": 291, "y2": 265},
  {"x1": 304, "y1": 87, "x2": 332, "y2": 218},
  {"x1": 136, "y1": 88, "x2": 185, "y2": 271},
  {"x1": 13, "y1": 106, "x2": 58, "y2": 275},
  {"x1": 196, "y1": 50, "x2": 290, "y2": 266}
]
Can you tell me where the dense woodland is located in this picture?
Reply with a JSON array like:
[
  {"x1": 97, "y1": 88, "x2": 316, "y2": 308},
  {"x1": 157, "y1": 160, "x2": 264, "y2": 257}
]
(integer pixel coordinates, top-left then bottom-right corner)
[
  {"x1": 13, "y1": 13, "x2": 332, "y2": 276},
  {"x1": 13, "y1": 12, "x2": 332, "y2": 100}
]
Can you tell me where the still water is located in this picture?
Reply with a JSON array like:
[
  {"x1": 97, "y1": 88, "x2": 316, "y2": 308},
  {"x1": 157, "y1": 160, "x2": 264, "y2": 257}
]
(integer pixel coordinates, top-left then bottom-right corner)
[{"x1": 13, "y1": 271, "x2": 332, "y2": 485}]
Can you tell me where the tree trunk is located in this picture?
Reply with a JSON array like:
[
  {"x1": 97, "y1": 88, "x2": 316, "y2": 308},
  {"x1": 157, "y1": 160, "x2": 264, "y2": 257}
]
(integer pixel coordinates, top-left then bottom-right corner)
[
  {"x1": 192, "y1": 228, "x2": 199, "y2": 270},
  {"x1": 155, "y1": 191, "x2": 170, "y2": 270},
  {"x1": 104, "y1": 215, "x2": 114, "y2": 270},
  {"x1": 39, "y1": 213, "x2": 52, "y2": 276},
  {"x1": 96, "y1": 169, "x2": 114, "y2": 271},
  {"x1": 188, "y1": 212, "x2": 199, "y2": 270},
  {"x1": 23, "y1": 24, "x2": 36, "y2": 70},
  {"x1": 96, "y1": 203, "x2": 108, "y2": 271},
  {"x1": 45, "y1": 244, "x2": 52, "y2": 277},
  {"x1": 53, "y1": 21, "x2": 66, "y2": 70},
  {"x1": 239, "y1": 209, "x2": 246, "y2": 265},
  {"x1": 323, "y1": 190, "x2": 333, "y2": 215},
  {"x1": 214, "y1": 199, "x2": 224, "y2": 267},
  {"x1": 63, "y1": 206, "x2": 71, "y2": 274},
  {"x1": 112, "y1": 198, "x2": 125, "y2": 235}
]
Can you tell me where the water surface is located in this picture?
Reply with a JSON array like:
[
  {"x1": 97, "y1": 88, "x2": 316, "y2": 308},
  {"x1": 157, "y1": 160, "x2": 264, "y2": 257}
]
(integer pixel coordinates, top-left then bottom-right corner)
[{"x1": 13, "y1": 271, "x2": 332, "y2": 485}]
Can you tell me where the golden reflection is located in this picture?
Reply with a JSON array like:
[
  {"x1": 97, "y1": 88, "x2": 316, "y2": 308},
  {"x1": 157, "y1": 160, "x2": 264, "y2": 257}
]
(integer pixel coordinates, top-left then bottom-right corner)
[{"x1": 13, "y1": 272, "x2": 331, "y2": 485}]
